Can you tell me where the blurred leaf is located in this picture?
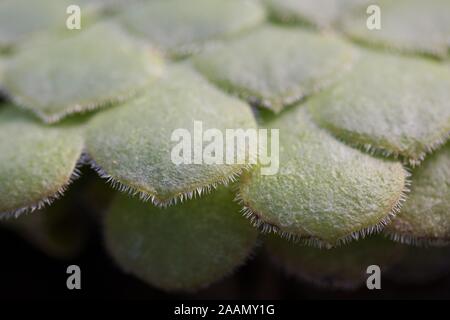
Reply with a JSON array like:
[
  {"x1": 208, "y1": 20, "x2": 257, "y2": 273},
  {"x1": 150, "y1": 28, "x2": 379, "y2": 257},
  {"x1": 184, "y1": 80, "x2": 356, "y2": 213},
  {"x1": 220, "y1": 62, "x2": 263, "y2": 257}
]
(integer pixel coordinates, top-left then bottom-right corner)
[
  {"x1": 264, "y1": 0, "x2": 372, "y2": 28},
  {"x1": 238, "y1": 105, "x2": 408, "y2": 247},
  {"x1": 105, "y1": 186, "x2": 258, "y2": 292},
  {"x1": 0, "y1": 0, "x2": 77, "y2": 49},
  {"x1": 193, "y1": 25, "x2": 356, "y2": 113},
  {"x1": 267, "y1": 234, "x2": 404, "y2": 290},
  {"x1": 0, "y1": 57, "x2": 4, "y2": 90},
  {"x1": 385, "y1": 245, "x2": 450, "y2": 285},
  {"x1": 118, "y1": 0, "x2": 266, "y2": 57},
  {"x1": 4, "y1": 23, "x2": 164, "y2": 123},
  {"x1": 308, "y1": 51, "x2": 450, "y2": 165},
  {"x1": 341, "y1": 0, "x2": 450, "y2": 58},
  {"x1": 3, "y1": 179, "x2": 90, "y2": 259},
  {"x1": 264, "y1": 0, "x2": 340, "y2": 27}
]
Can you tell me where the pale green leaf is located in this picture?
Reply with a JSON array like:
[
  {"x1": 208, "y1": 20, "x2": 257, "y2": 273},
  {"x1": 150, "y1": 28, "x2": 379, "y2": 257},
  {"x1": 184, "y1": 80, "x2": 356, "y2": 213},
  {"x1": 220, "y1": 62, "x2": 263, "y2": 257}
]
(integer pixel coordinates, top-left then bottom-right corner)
[
  {"x1": 308, "y1": 51, "x2": 450, "y2": 165},
  {"x1": 385, "y1": 144, "x2": 450, "y2": 246},
  {"x1": 0, "y1": 0, "x2": 76, "y2": 49},
  {"x1": 238, "y1": 105, "x2": 408, "y2": 247},
  {"x1": 118, "y1": 0, "x2": 266, "y2": 57},
  {"x1": 341, "y1": 0, "x2": 450, "y2": 58},
  {"x1": 0, "y1": 106, "x2": 84, "y2": 218},
  {"x1": 104, "y1": 186, "x2": 258, "y2": 291},
  {"x1": 3, "y1": 23, "x2": 164, "y2": 123},
  {"x1": 193, "y1": 25, "x2": 356, "y2": 113},
  {"x1": 264, "y1": 0, "x2": 340, "y2": 27},
  {"x1": 0, "y1": 57, "x2": 4, "y2": 89},
  {"x1": 86, "y1": 65, "x2": 257, "y2": 206},
  {"x1": 2, "y1": 178, "x2": 89, "y2": 258},
  {"x1": 76, "y1": 0, "x2": 134, "y2": 10},
  {"x1": 264, "y1": 0, "x2": 372, "y2": 28},
  {"x1": 267, "y1": 234, "x2": 404, "y2": 289}
]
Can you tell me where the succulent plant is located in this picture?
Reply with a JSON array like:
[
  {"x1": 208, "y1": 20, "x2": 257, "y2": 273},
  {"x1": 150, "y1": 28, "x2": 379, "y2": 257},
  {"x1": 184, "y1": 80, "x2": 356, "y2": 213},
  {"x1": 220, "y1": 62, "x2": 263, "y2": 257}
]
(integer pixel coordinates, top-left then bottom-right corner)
[{"x1": 1, "y1": 0, "x2": 450, "y2": 293}]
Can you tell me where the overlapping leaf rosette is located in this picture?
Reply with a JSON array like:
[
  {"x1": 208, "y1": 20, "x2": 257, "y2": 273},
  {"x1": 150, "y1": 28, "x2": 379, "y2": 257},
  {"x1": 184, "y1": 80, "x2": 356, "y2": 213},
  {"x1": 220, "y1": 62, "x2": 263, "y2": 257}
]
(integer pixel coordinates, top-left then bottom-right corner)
[{"x1": 1, "y1": 0, "x2": 450, "y2": 291}]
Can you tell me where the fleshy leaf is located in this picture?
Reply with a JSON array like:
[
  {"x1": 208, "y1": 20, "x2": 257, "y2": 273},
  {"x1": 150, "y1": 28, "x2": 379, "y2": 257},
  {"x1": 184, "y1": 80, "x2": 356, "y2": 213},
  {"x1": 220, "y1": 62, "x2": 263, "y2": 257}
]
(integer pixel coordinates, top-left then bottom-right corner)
[
  {"x1": 0, "y1": 0, "x2": 76, "y2": 49},
  {"x1": 118, "y1": 0, "x2": 266, "y2": 57},
  {"x1": 308, "y1": 52, "x2": 450, "y2": 166},
  {"x1": 385, "y1": 144, "x2": 450, "y2": 246},
  {"x1": 0, "y1": 57, "x2": 4, "y2": 89},
  {"x1": 264, "y1": 0, "x2": 340, "y2": 27},
  {"x1": 266, "y1": 234, "x2": 404, "y2": 290},
  {"x1": 76, "y1": 0, "x2": 132, "y2": 10},
  {"x1": 2, "y1": 178, "x2": 90, "y2": 259},
  {"x1": 3, "y1": 23, "x2": 164, "y2": 123},
  {"x1": 193, "y1": 25, "x2": 356, "y2": 113},
  {"x1": 263, "y1": 0, "x2": 372, "y2": 28},
  {"x1": 238, "y1": 105, "x2": 408, "y2": 247},
  {"x1": 104, "y1": 186, "x2": 258, "y2": 291},
  {"x1": 86, "y1": 65, "x2": 257, "y2": 206},
  {"x1": 0, "y1": 106, "x2": 84, "y2": 218},
  {"x1": 341, "y1": 0, "x2": 450, "y2": 58}
]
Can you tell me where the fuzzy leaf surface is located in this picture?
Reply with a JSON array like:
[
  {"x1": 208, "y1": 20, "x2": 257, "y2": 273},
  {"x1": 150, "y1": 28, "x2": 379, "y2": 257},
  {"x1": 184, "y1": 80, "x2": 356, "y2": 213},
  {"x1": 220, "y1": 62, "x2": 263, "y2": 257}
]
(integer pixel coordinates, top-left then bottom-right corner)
[
  {"x1": 239, "y1": 106, "x2": 407, "y2": 247},
  {"x1": 0, "y1": 107, "x2": 83, "y2": 217},
  {"x1": 309, "y1": 52, "x2": 450, "y2": 165},
  {"x1": 264, "y1": 0, "x2": 340, "y2": 27},
  {"x1": 86, "y1": 66, "x2": 257, "y2": 206},
  {"x1": 264, "y1": 0, "x2": 372, "y2": 28},
  {"x1": 4, "y1": 23, "x2": 163, "y2": 123},
  {"x1": 105, "y1": 187, "x2": 258, "y2": 291},
  {"x1": 341, "y1": 0, "x2": 450, "y2": 58},
  {"x1": 193, "y1": 25, "x2": 355, "y2": 113},
  {"x1": 3, "y1": 179, "x2": 89, "y2": 258},
  {"x1": 118, "y1": 0, "x2": 266, "y2": 57},
  {"x1": 0, "y1": 0, "x2": 76, "y2": 49},
  {"x1": 385, "y1": 144, "x2": 450, "y2": 246}
]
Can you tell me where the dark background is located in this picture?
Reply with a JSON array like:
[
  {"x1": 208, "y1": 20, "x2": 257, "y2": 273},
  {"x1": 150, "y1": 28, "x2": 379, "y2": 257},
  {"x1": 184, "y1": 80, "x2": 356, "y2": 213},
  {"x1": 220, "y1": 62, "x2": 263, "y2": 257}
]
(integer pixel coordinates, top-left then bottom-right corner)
[{"x1": 1, "y1": 223, "x2": 450, "y2": 300}]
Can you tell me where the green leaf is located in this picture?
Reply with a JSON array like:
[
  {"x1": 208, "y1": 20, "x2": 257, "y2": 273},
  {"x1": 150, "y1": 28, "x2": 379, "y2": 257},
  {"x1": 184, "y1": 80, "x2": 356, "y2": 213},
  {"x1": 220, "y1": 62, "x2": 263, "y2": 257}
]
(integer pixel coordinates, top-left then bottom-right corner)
[
  {"x1": 263, "y1": 0, "x2": 372, "y2": 28},
  {"x1": 193, "y1": 25, "x2": 356, "y2": 113},
  {"x1": 104, "y1": 186, "x2": 258, "y2": 292},
  {"x1": 76, "y1": 0, "x2": 131, "y2": 10},
  {"x1": 0, "y1": 57, "x2": 4, "y2": 89},
  {"x1": 308, "y1": 52, "x2": 450, "y2": 166},
  {"x1": 0, "y1": 0, "x2": 75, "y2": 49},
  {"x1": 86, "y1": 65, "x2": 257, "y2": 206},
  {"x1": 341, "y1": 0, "x2": 450, "y2": 58},
  {"x1": 385, "y1": 144, "x2": 450, "y2": 246},
  {"x1": 118, "y1": 0, "x2": 266, "y2": 57},
  {"x1": 2, "y1": 178, "x2": 90, "y2": 259},
  {"x1": 3, "y1": 23, "x2": 164, "y2": 123},
  {"x1": 266, "y1": 234, "x2": 404, "y2": 290},
  {"x1": 238, "y1": 105, "x2": 408, "y2": 248},
  {"x1": 264, "y1": 0, "x2": 340, "y2": 27},
  {"x1": 0, "y1": 106, "x2": 84, "y2": 218}
]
